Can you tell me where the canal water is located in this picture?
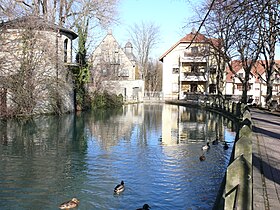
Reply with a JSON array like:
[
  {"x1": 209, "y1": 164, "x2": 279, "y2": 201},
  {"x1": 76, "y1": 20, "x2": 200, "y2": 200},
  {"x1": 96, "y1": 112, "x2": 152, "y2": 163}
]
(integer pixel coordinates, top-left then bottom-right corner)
[{"x1": 0, "y1": 104, "x2": 236, "y2": 210}]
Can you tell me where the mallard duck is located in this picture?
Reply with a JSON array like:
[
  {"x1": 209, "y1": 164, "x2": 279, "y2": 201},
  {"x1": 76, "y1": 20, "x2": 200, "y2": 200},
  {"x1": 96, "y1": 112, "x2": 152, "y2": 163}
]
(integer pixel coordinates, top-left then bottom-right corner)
[
  {"x1": 202, "y1": 142, "x2": 210, "y2": 150},
  {"x1": 224, "y1": 142, "x2": 229, "y2": 150},
  {"x1": 59, "y1": 198, "x2": 79, "y2": 210},
  {"x1": 212, "y1": 138, "x2": 219, "y2": 145},
  {"x1": 114, "y1": 180, "x2": 125, "y2": 194},
  {"x1": 136, "y1": 203, "x2": 151, "y2": 210},
  {"x1": 199, "y1": 154, "x2": 206, "y2": 161}
]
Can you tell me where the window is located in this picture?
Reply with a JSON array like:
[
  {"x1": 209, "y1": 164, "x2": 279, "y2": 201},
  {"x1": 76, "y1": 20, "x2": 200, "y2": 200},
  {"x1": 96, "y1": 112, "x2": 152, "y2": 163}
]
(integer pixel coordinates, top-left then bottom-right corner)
[
  {"x1": 172, "y1": 68, "x2": 179, "y2": 74},
  {"x1": 191, "y1": 64, "x2": 199, "y2": 73},
  {"x1": 64, "y1": 39, "x2": 68, "y2": 62},
  {"x1": 102, "y1": 69, "x2": 107, "y2": 76},
  {"x1": 118, "y1": 69, "x2": 129, "y2": 77},
  {"x1": 237, "y1": 84, "x2": 242, "y2": 91},
  {"x1": 191, "y1": 84, "x2": 198, "y2": 92},
  {"x1": 209, "y1": 66, "x2": 216, "y2": 74},
  {"x1": 191, "y1": 46, "x2": 198, "y2": 54},
  {"x1": 209, "y1": 84, "x2": 216, "y2": 94}
]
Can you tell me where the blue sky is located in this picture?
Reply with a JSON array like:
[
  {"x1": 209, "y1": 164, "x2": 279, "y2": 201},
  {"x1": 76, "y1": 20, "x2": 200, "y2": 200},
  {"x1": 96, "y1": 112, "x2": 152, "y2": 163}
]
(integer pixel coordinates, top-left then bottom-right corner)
[
  {"x1": 102, "y1": 0, "x2": 280, "y2": 60},
  {"x1": 110, "y1": 0, "x2": 201, "y2": 58}
]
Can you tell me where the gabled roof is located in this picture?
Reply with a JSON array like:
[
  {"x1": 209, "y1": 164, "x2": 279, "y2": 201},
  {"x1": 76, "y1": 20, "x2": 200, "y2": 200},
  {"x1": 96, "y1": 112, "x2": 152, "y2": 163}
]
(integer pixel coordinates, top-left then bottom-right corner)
[
  {"x1": 159, "y1": 30, "x2": 219, "y2": 62},
  {"x1": 226, "y1": 60, "x2": 280, "y2": 82},
  {"x1": 91, "y1": 30, "x2": 135, "y2": 67},
  {"x1": 0, "y1": 15, "x2": 78, "y2": 39}
]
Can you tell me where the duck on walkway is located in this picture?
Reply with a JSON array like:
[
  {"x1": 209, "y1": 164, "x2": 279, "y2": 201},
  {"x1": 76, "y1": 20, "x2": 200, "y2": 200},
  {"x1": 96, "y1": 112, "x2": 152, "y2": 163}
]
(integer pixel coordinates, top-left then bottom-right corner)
[
  {"x1": 114, "y1": 180, "x2": 125, "y2": 194},
  {"x1": 59, "y1": 198, "x2": 79, "y2": 210},
  {"x1": 202, "y1": 142, "x2": 210, "y2": 150},
  {"x1": 136, "y1": 203, "x2": 151, "y2": 210}
]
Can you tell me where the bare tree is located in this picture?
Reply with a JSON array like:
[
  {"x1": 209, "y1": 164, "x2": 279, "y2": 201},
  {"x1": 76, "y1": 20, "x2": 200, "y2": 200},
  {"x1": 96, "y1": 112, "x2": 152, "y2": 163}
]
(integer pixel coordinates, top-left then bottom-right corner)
[
  {"x1": 128, "y1": 21, "x2": 160, "y2": 86},
  {"x1": 256, "y1": 0, "x2": 280, "y2": 107},
  {"x1": 0, "y1": 0, "x2": 120, "y2": 112},
  {"x1": 197, "y1": 0, "x2": 263, "y2": 103},
  {"x1": 146, "y1": 58, "x2": 162, "y2": 93},
  {"x1": 0, "y1": 19, "x2": 72, "y2": 116}
]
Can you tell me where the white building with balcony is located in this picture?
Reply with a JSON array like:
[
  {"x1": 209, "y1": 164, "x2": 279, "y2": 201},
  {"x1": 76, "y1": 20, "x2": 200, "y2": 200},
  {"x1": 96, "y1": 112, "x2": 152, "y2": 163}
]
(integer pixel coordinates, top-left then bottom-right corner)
[{"x1": 159, "y1": 29, "x2": 220, "y2": 100}]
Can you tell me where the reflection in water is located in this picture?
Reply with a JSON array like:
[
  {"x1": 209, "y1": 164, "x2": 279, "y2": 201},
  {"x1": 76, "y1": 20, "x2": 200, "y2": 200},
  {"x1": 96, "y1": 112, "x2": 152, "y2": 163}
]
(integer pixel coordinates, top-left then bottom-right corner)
[{"x1": 0, "y1": 104, "x2": 236, "y2": 210}]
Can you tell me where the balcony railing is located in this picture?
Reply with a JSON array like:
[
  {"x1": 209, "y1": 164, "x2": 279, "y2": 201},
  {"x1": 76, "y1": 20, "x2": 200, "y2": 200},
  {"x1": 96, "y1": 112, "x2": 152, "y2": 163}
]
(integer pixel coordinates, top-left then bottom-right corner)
[
  {"x1": 180, "y1": 56, "x2": 207, "y2": 63},
  {"x1": 180, "y1": 72, "x2": 207, "y2": 82}
]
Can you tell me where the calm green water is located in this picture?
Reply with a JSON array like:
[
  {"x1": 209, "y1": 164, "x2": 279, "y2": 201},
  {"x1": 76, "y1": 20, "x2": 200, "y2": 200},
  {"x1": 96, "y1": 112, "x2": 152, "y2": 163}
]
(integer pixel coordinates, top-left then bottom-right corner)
[{"x1": 0, "y1": 104, "x2": 236, "y2": 210}]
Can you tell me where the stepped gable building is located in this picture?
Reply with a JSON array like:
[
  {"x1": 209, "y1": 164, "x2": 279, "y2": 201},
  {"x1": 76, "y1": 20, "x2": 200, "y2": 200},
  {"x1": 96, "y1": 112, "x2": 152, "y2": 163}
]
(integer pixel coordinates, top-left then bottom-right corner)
[{"x1": 88, "y1": 30, "x2": 144, "y2": 102}]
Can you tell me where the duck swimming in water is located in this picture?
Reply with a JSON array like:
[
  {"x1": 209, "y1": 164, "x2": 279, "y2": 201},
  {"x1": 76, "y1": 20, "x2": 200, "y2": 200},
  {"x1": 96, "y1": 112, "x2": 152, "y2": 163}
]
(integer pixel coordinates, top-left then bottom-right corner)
[
  {"x1": 114, "y1": 180, "x2": 125, "y2": 194},
  {"x1": 136, "y1": 203, "x2": 151, "y2": 210},
  {"x1": 59, "y1": 198, "x2": 79, "y2": 210},
  {"x1": 212, "y1": 138, "x2": 219, "y2": 145},
  {"x1": 202, "y1": 142, "x2": 210, "y2": 150},
  {"x1": 199, "y1": 154, "x2": 206, "y2": 161},
  {"x1": 224, "y1": 142, "x2": 229, "y2": 150}
]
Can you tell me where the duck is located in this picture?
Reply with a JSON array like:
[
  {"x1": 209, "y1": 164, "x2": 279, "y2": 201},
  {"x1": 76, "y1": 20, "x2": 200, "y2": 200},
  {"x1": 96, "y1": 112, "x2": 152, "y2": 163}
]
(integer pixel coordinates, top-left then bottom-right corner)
[
  {"x1": 136, "y1": 203, "x2": 151, "y2": 210},
  {"x1": 224, "y1": 142, "x2": 229, "y2": 150},
  {"x1": 212, "y1": 138, "x2": 219, "y2": 145},
  {"x1": 199, "y1": 154, "x2": 206, "y2": 161},
  {"x1": 114, "y1": 180, "x2": 125, "y2": 194},
  {"x1": 202, "y1": 142, "x2": 210, "y2": 150},
  {"x1": 59, "y1": 198, "x2": 79, "y2": 210}
]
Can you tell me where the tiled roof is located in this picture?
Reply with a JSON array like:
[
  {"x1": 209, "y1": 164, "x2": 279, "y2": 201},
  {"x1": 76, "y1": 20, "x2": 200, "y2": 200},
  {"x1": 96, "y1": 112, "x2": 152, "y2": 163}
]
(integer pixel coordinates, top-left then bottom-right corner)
[
  {"x1": 226, "y1": 60, "x2": 280, "y2": 82},
  {"x1": 159, "y1": 31, "x2": 220, "y2": 62},
  {"x1": 0, "y1": 15, "x2": 78, "y2": 39}
]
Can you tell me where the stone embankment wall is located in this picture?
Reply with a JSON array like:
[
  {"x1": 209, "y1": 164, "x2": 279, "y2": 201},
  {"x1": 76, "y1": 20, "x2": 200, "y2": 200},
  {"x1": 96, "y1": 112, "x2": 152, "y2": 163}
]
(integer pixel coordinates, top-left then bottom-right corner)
[
  {"x1": 166, "y1": 99, "x2": 253, "y2": 210},
  {"x1": 208, "y1": 102, "x2": 252, "y2": 210}
]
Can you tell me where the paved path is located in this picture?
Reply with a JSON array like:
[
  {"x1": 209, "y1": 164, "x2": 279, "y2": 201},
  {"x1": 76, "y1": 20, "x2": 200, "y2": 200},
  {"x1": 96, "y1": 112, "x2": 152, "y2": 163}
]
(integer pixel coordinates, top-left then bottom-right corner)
[{"x1": 251, "y1": 109, "x2": 280, "y2": 210}]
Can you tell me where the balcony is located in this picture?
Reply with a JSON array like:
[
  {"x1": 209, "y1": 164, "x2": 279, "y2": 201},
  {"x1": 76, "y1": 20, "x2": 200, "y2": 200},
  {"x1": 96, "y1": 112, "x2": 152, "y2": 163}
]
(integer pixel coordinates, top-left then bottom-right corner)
[{"x1": 180, "y1": 72, "x2": 207, "y2": 82}]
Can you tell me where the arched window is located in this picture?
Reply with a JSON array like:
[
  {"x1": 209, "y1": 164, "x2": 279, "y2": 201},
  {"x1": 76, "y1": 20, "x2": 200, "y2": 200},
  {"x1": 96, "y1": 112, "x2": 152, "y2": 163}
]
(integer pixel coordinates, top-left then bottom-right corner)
[{"x1": 64, "y1": 39, "x2": 68, "y2": 62}]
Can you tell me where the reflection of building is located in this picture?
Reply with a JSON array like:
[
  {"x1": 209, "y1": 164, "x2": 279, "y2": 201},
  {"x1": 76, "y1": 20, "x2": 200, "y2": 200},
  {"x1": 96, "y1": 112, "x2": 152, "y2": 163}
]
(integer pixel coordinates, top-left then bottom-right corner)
[
  {"x1": 89, "y1": 30, "x2": 144, "y2": 103},
  {"x1": 161, "y1": 105, "x2": 227, "y2": 145},
  {"x1": 161, "y1": 105, "x2": 180, "y2": 145},
  {"x1": 0, "y1": 16, "x2": 78, "y2": 115},
  {"x1": 225, "y1": 60, "x2": 280, "y2": 106},
  {"x1": 88, "y1": 104, "x2": 144, "y2": 149},
  {"x1": 159, "y1": 29, "x2": 220, "y2": 100}
]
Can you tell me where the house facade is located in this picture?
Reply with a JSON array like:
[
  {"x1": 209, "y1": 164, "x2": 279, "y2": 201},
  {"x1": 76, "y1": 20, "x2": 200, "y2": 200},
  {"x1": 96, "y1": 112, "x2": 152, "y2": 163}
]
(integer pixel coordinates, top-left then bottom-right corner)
[
  {"x1": 88, "y1": 30, "x2": 144, "y2": 103},
  {"x1": 0, "y1": 16, "x2": 78, "y2": 116},
  {"x1": 225, "y1": 60, "x2": 280, "y2": 106},
  {"x1": 159, "y1": 29, "x2": 220, "y2": 100}
]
